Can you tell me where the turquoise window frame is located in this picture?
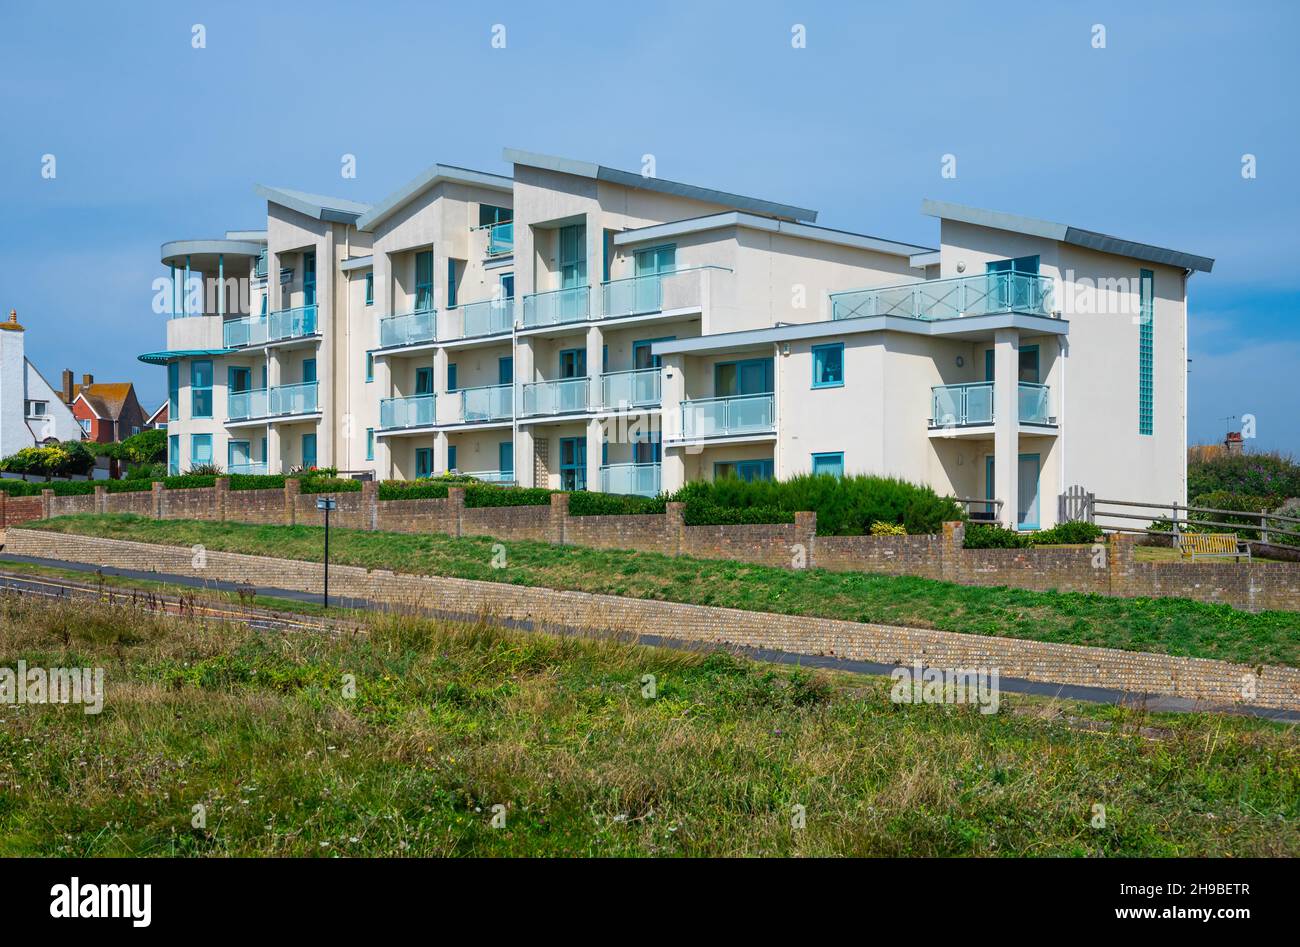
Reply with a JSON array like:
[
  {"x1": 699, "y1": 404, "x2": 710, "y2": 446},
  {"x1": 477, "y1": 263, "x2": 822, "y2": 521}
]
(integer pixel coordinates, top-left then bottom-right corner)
[
  {"x1": 227, "y1": 440, "x2": 251, "y2": 470},
  {"x1": 1139, "y1": 269, "x2": 1153, "y2": 435},
  {"x1": 633, "y1": 336, "x2": 675, "y2": 370},
  {"x1": 415, "y1": 447, "x2": 434, "y2": 478},
  {"x1": 301, "y1": 433, "x2": 317, "y2": 470},
  {"x1": 260, "y1": 436, "x2": 267, "y2": 464},
  {"x1": 714, "y1": 358, "x2": 773, "y2": 396},
  {"x1": 365, "y1": 352, "x2": 374, "y2": 383},
  {"x1": 445, "y1": 363, "x2": 457, "y2": 392},
  {"x1": 1018, "y1": 452, "x2": 1041, "y2": 530},
  {"x1": 713, "y1": 459, "x2": 773, "y2": 482},
  {"x1": 366, "y1": 428, "x2": 374, "y2": 462},
  {"x1": 364, "y1": 272, "x2": 373, "y2": 306},
  {"x1": 811, "y1": 451, "x2": 845, "y2": 478},
  {"x1": 478, "y1": 204, "x2": 512, "y2": 227},
  {"x1": 190, "y1": 360, "x2": 213, "y2": 419},
  {"x1": 303, "y1": 251, "x2": 317, "y2": 307},
  {"x1": 500, "y1": 273, "x2": 515, "y2": 300},
  {"x1": 984, "y1": 345, "x2": 1040, "y2": 382},
  {"x1": 415, "y1": 366, "x2": 434, "y2": 395},
  {"x1": 414, "y1": 250, "x2": 434, "y2": 311},
  {"x1": 633, "y1": 244, "x2": 676, "y2": 276},
  {"x1": 447, "y1": 445, "x2": 458, "y2": 472},
  {"x1": 498, "y1": 356, "x2": 513, "y2": 385},
  {"x1": 499, "y1": 441, "x2": 514, "y2": 475},
  {"x1": 167, "y1": 362, "x2": 180, "y2": 417},
  {"x1": 446, "y1": 258, "x2": 458, "y2": 308},
  {"x1": 559, "y1": 348, "x2": 586, "y2": 378},
  {"x1": 811, "y1": 343, "x2": 844, "y2": 388},
  {"x1": 559, "y1": 224, "x2": 587, "y2": 289},
  {"x1": 190, "y1": 433, "x2": 213, "y2": 467},
  {"x1": 168, "y1": 434, "x2": 180, "y2": 475},
  {"x1": 559, "y1": 436, "x2": 587, "y2": 491},
  {"x1": 302, "y1": 359, "x2": 316, "y2": 384},
  {"x1": 227, "y1": 365, "x2": 251, "y2": 393}
]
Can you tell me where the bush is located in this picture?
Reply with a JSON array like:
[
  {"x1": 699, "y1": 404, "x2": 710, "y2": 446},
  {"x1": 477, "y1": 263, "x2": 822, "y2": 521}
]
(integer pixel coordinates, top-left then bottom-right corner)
[
  {"x1": 464, "y1": 485, "x2": 552, "y2": 508},
  {"x1": 668, "y1": 474, "x2": 961, "y2": 535},
  {"x1": 681, "y1": 504, "x2": 794, "y2": 526},
  {"x1": 377, "y1": 479, "x2": 450, "y2": 501},
  {"x1": 163, "y1": 474, "x2": 216, "y2": 490},
  {"x1": 568, "y1": 492, "x2": 667, "y2": 516},
  {"x1": 187, "y1": 463, "x2": 223, "y2": 476},
  {"x1": 229, "y1": 474, "x2": 286, "y2": 492},
  {"x1": 298, "y1": 477, "x2": 362, "y2": 495},
  {"x1": 1188, "y1": 450, "x2": 1300, "y2": 499},
  {"x1": 118, "y1": 429, "x2": 168, "y2": 465},
  {"x1": 0, "y1": 441, "x2": 94, "y2": 479},
  {"x1": 125, "y1": 462, "x2": 166, "y2": 480},
  {"x1": 1027, "y1": 521, "x2": 1104, "y2": 545},
  {"x1": 963, "y1": 523, "x2": 1030, "y2": 548},
  {"x1": 870, "y1": 521, "x2": 907, "y2": 536},
  {"x1": 1190, "y1": 491, "x2": 1294, "y2": 544}
]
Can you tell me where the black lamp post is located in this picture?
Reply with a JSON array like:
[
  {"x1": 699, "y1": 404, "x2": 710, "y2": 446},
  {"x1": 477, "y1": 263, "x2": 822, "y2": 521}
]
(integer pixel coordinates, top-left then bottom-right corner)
[{"x1": 316, "y1": 496, "x2": 337, "y2": 608}]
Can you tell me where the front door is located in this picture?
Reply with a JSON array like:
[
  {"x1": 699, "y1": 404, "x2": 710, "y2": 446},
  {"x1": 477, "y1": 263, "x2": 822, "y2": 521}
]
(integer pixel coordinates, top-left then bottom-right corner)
[
  {"x1": 301, "y1": 433, "x2": 317, "y2": 470},
  {"x1": 985, "y1": 453, "x2": 1041, "y2": 529},
  {"x1": 559, "y1": 436, "x2": 586, "y2": 491},
  {"x1": 415, "y1": 447, "x2": 433, "y2": 478},
  {"x1": 499, "y1": 441, "x2": 514, "y2": 477}
]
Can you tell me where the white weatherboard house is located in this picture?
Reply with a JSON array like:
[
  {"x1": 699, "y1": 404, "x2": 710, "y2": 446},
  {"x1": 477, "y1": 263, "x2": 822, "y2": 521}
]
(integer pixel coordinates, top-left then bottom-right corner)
[
  {"x1": 0, "y1": 309, "x2": 83, "y2": 458},
  {"x1": 143, "y1": 149, "x2": 1213, "y2": 530}
]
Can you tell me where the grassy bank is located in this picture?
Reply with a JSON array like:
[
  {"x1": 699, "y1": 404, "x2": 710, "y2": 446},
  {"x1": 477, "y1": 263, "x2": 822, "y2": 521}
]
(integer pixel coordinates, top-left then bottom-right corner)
[
  {"x1": 1, "y1": 594, "x2": 1296, "y2": 856},
  {"x1": 23, "y1": 514, "x2": 1300, "y2": 667}
]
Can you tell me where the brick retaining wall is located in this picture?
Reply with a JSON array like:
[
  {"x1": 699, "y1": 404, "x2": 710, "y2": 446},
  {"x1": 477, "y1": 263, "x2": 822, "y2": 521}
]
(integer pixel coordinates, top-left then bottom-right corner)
[
  {"x1": 5, "y1": 527, "x2": 1297, "y2": 711},
  {"x1": 13, "y1": 480, "x2": 1300, "y2": 613}
]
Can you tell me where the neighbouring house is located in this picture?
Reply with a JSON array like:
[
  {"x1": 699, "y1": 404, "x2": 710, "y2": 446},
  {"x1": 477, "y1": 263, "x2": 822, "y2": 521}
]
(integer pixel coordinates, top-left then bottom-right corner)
[
  {"x1": 64, "y1": 372, "x2": 148, "y2": 443},
  {"x1": 0, "y1": 309, "x2": 84, "y2": 458},
  {"x1": 140, "y1": 148, "x2": 1213, "y2": 529},
  {"x1": 145, "y1": 400, "x2": 168, "y2": 430}
]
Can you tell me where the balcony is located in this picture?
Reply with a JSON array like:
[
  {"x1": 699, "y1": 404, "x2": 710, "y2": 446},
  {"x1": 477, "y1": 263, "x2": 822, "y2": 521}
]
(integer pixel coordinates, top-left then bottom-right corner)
[
  {"x1": 929, "y1": 381, "x2": 1053, "y2": 428},
  {"x1": 601, "y1": 368, "x2": 661, "y2": 409},
  {"x1": 454, "y1": 297, "x2": 514, "y2": 339},
  {"x1": 463, "y1": 469, "x2": 515, "y2": 484},
  {"x1": 600, "y1": 267, "x2": 715, "y2": 319},
  {"x1": 681, "y1": 393, "x2": 775, "y2": 439},
  {"x1": 521, "y1": 286, "x2": 590, "y2": 329},
  {"x1": 223, "y1": 304, "x2": 318, "y2": 348},
  {"x1": 831, "y1": 272, "x2": 1055, "y2": 322},
  {"x1": 228, "y1": 462, "x2": 268, "y2": 475},
  {"x1": 379, "y1": 308, "x2": 437, "y2": 349},
  {"x1": 487, "y1": 221, "x2": 513, "y2": 257},
  {"x1": 380, "y1": 393, "x2": 436, "y2": 430},
  {"x1": 453, "y1": 384, "x2": 512, "y2": 423},
  {"x1": 227, "y1": 382, "x2": 319, "y2": 422},
  {"x1": 521, "y1": 377, "x2": 589, "y2": 417},
  {"x1": 600, "y1": 463, "x2": 661, "y2": 497}
]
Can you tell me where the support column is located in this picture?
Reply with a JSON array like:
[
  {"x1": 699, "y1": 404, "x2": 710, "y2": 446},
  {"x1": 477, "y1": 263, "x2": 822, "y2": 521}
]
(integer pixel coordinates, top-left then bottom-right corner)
[
  {"x1": 375, "y1": 355, "x2": 393, "y2": 477},
  {"x1": 515, "y1": 425, "x2": 535, "y2": 488},
  {"x1": 434, "y1": 431, "x2": 449, "y2": 473},
  {"x1": 514, "y1": 336, "x2": 536, "y2": 487},
  {"x1": 993, "y1": 328, "x2": 1020, "y2": 530},
  {"x1": 433, "y1": 348, "x2": 449, "y2": 423},
  {"x1": 585, "y1": 417, "x2": 603, "y2": 493},
  {"x1": 585, "y1": 325, "x2": 603, "y2": 413},
  {"x1": 660, "y1": 353, "x2": 686, "y2": 492},
  {"x1": 266, "y1": 350, "x2": 283, "y2": 474}
]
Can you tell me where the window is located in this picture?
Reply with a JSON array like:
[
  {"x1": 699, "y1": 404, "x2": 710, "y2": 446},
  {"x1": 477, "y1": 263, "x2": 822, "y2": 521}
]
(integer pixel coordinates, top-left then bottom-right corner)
[
  {"x1": 447, "y1": 445, "x2": 458, "y2": 472},
  {"x1": 559, "y1": 437, "x2": 586, "y2": 491},
  {"x1": 228, "y1": 440, "x2": 251, "y2": 470},
  {"x1": 228, "y1": 366, "x2": 251, "y2": 392},
  {"x1": 168, "y1": 435, "x2": 180, "y2": 475},
  {"x1": 255, "y1": 248, "x2": 268, "y2": 279},
  {"x1": 25, "y1": 400, "x2": 47, "y2": 417},
  {"x1": 559, "y1": 224, "x2": 587, "y2": 289},
  {"x1": 79, "y1": 418, "x2": 92, "y2": 434},
  {"x1": 983, "y1": 345, "x2": 1040, "y2": 382},
  {"x1": 478, "y1": 204, "x2": 513, "y2": 227},
  {"x1": 812, "y1": 343, "x2": 844, "y2": 388},
  {"x1": 446, "y1": 363, "x2": 458, "y2": 391},
  {"x1": 301, "y1": 433, "x2": 317, "y2": 470},
  {"x1": 302, "y1": 359, "x2": 317, "y2": 384},
  {"x1": 365, "y1": 352, "x2": 374, "y2": 383},
  {"x1": 364, "y1": 272, "x2": 374, "y2": 306},
  {"x1": 714, "y1": 459, "x2": 773, "y2": 482},
  {"x1": 167, "y1": 362, "x2": 180, "y2": 416},
  {"x1": 415, "y1": 447, "x2": 434, "y2": 478},
  {"x1": 714, "y1": 358, "x2": 773, "y2": 396},
  {"x1": 303, "y1": 251, "x2": 317, "y2": 307},
  {"x1": 499, "y1": 441, "x2": 514, "y2": 475},
  {"x1": 191, "y1": 360, "x2": 213, "y2": 418},
  {"x1": 500, "y1": 273, "x2": 515, "y2": 300},
  {"x1": 498, "y1": 357, "x2": 513, "y2": 385},
  {"x1": 366, "y1": 428, "x2": 374, "y2": 462},
  {"x1": 811, "y1": 452, "x2": 845, "y2": 478},
  {"x1": 559, "y1": 349, "x2": 585, "y2": 378},
  {"x1": 1139, "y1": 269, "x2": 1154, "y2": 435},
  {"x1": 190, "y1": 433, "x2": 213, "y2": 467},
  {"x1": 414, "y1": 250, "x2": 434, "y2": 311},
  {"x1": 447, "y1": 258, "x2": 459, "y2": 308},
  {"x1": 415, "y1": 367, "x2": 434, "y2": 395}
]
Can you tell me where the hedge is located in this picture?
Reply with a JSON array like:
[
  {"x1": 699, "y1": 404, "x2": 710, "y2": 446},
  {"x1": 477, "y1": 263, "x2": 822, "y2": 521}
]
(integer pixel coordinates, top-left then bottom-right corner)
[
  {"x1": 298, "y1": 477, "x2": 363, "y2": 495},
  {"x1": 464, "y1": 485, "x2": 552, "y2": 508},
  {"x1": 681, "y1": 504, "x2": 794, "y2": 526},
  {"x1": 567, "y1": 492, "x2": 666, "y2": 516},
  {"x1": 378, "y1": 480, "x2": 451, "y2": 501}
]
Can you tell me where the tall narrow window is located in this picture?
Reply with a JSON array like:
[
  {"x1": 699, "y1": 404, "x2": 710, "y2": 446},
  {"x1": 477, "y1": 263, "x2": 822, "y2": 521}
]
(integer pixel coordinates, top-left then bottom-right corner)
[
  {"x1": 364, "y1": 272, "x2": 374, "y2": 306},
  {"x1": 415, "y1": 447, "x2": 434, "y2": 478},
  {"x1": 365, "y1": 352, "x2": 374, "y2": 383},
  {"x1": 559, "y1": 436, "x2": 587, "y2": 491},
  {"x1": 1139, "y1": 269, "x2": 1154, "y2": 435},
  {"x1": 167, "y1": 362, "x2": 180, "y2": 417},
  {"x1": 414, "y1": 250, "x2": 434, "y2": 311},
  {"x1": 190, "y1": 360, "x2": 212, "y2": 418},
  {"x1": 447, "y1": 445, "x2": 458, "y2": 472},
  {"x1": 446, "y1": 258, "x2": 459, "y2": 308},
  {"x1": 168, "y1": 434, "x2": 180, "y2": 475},
  {"x1": 303, "y1": 252, "x2": 317, "y2": 307},
  {"x1": 366, "y1": 428, "x2": 375, "y2": 462},
  {"x1": 559, "y1": 224, "x2": 587, "y2": 289}
]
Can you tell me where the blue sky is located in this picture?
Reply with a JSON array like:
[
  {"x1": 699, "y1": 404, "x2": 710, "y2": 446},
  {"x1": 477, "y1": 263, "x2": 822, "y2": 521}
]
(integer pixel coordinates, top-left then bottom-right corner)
[{"x1": 2, "y1": 0, "x2": 1296, "y2": 451}]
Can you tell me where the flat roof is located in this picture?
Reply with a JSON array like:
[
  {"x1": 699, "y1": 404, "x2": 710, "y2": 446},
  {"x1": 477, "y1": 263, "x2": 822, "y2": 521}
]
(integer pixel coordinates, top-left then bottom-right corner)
[
  {"x1": 255, "y1": 185, "x2": 372, "y2": 224},
  {"x1": 504, "y1": 147, "x2": 818, "y2": 223},
  {"x1": 612, "y1": 211, "x2": 934, "y2": 259},
  {"x1": 355, "y1": 163, "x2": 514, "y2": 232},
  {"x1": 922, "y1": 199, "x2": 1214, "y2": 273},
  {"x1": 160, "y1": 239, "x2": 265, "y2": 269}
]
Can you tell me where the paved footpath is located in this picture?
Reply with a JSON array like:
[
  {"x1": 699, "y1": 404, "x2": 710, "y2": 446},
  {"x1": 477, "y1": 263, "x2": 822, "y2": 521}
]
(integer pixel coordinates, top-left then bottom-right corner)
[{"x1": 3, "y1": 551, "x2": 1296, "y2": 724}]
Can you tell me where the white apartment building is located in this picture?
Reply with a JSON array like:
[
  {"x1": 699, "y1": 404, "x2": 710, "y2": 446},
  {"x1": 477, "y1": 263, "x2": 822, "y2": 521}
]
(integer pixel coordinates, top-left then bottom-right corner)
[
  {"x1": 0, "y1": 309, "x2": 83, "y2": 457},
  {"x1": 143, "y1": 149, "x2": 1213, "y2": 529}
]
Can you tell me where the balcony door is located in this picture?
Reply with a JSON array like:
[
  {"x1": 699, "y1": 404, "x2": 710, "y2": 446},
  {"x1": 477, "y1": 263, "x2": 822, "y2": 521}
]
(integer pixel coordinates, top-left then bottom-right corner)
[
  {"x1": 559, "y1": 224, "x2": 586, "y2": 289},
  {"x1": 414, "y1": 250, "x2": 434, "y2": 312},
  {"x1": 559, "y1": 436, "x2": 586, "y2": 491},
  {"x1": 301, "y1": 433, "x2": 317, "y2": 470},
  {"x1": 303, "y1": 252, "x2": 317, "y2": 307},
  {"x1": 984, "y1": 453, "x2": 1041, "y2": 530},
  {"x1": 228, "y1": 366, "x2": 251, "y2": 393},
  {"x1": 633, "y1": 244, "x2": 675, "y2": 312},
  {"x1": 714, "y1": 358, "x2": 773, "y2": 397},
  {"x1": 986, "y1": 255, "x2": 1039, "y2": 311},
  {"x1": 228, "y1": 440, "x2": 251, "y2": 471}
]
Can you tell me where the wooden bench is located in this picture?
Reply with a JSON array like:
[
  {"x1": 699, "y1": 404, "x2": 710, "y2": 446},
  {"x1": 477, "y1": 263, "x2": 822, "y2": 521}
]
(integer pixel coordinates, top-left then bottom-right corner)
[{"x1": 1177, "y1": 532, "x2": 1251, "y2": 562}]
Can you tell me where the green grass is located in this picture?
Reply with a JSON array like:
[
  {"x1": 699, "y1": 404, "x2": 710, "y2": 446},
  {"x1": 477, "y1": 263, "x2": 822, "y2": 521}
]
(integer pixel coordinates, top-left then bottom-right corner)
[
  {"x1": 1, "y1": 593, "x2": 1296, "y2": 857},
  {"x1": 25, "y1": 513, "x2": 1300, "y2": 668}
]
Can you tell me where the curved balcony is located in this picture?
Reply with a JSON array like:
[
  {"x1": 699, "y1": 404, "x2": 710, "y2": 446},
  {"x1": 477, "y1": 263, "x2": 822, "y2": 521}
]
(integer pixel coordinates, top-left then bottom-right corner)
[{"x1": 223, "y1": 305, "x2": 318, "y2": 348}]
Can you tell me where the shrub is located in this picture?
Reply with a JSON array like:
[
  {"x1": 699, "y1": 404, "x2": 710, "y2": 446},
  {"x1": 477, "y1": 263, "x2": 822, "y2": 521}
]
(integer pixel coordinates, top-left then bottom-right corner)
[
  {"x1": 682, "y1": 504, "x2": 794, "y2": 526},
  {"x1": 118, "y1": 428, "x2": 168, "y2": 465},
  {"x1": 163, "y1": 474, "x2": 216, "y2": 490},
  {"x1": 0, "y1": 441, "x2": 94, "y2": 479},
  {"x1": 229, "y1": 474, "x2": 286, "y2": 492},
  {"x1": 187, "y1": 463, "x2": 223, "y2": 476},
  {"x1": 870, "y1": 521, "x2": 907, "y2": 536},
  {"x1": 1027, "y1": 521, "x2": 1104, "y2": 545},
  {"x1": 298, "y1": 477, "x2": 362, "y2": 494},
  {"x1": 1188, "y1": 450, "x2": 1300, "y2": 499},
  {"x1": 104, "y1": 479, "x2": 153, "y2": 493},
  {"x1": 125, "y1": 462, "x2": 166, "y2": 480},
  {"x1": 963, "y1": 523, "x2": 1030, "y2": 548},
  {"x1": 568, "y1": 492, "x2": 666, "y2": 516},
  {"x1": 464, "y1": 485, "x2": 552, "y2": 508},
  {"x1": 378, "y1": 479, "x2": 450, "y2": 501}
]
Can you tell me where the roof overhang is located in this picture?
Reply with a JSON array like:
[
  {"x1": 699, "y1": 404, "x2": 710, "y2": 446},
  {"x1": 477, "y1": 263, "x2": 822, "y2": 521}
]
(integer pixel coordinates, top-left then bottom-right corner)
[
  {"x1": 137, "y1": 349, "x2": 235, "y2": 365},
  {"x1": 356, "y1": 163, "x2": 513, "y2": 232},
  {"x1": 922, "y1": 199, "x2": 1214, "y2": 273},
  {"x1": 652, "y1": 312, "x2": 1069, "y2": 358},
  {"x1": 505, "y1": 147, "x2": 818, "y2": 223},
  {"x1": 611, "y1": 211, "x2": 933, "y2": 258},
  {"x1": 160, "y1": 239, "x2": 265, "y2": 269},
  {"x1": 255, "y1": 185, "x2": 371, "y2": 224}
]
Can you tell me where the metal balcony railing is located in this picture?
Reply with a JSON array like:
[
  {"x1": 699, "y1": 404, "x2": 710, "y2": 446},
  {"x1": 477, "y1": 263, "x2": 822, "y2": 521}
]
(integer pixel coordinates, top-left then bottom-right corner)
[
  {"x1": 930, "y1": 381, "x2": 1053, "y2": 427},
  {"x1": 379, "y1": 393, "x2": 436, "y2": 430},
  {"x1": 521, "y1": 377, "x2": 590, "y2": 416},
  {"x1": 601, "y1": 368, "x2": 661, "y2": 409},
  {"x1": 379, "y1": 308, "x2": 437, "y2": 348},
  {"x1": 600, "y1": 463, "x2": 661, "y2": 497},
  {"x1": 521, "y1": 286, "x2": 590, "y2": 328},
  {"x1": 680, "y1": 393, "x2": 775, "y2": 438},
  {"x1": 456, "y1": 384, "x2": 513, "y2": 423},
  {"x1": 831, "y1": 272, "x2": 1054, "y2": 322},
  {"x1": 223, "y1": 304, "x2": 318, "y2": 348}
]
